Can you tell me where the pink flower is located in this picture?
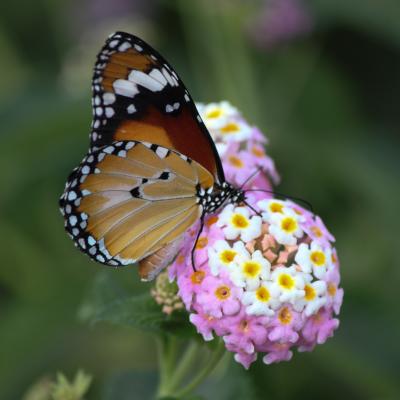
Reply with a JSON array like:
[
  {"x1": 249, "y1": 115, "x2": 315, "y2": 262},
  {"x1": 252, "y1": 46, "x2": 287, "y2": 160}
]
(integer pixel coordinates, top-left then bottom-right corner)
[
  {"x1": 196, "y1": 275, "x2": 242, "y2": 319},
  {"x1": 303, "y1": 215, "x2": 335, "y2": 248},
  {"x1": 177, "y1": 266, "x2": 208, "y2": 310},
  {"x1": 223, "y1": 150, "x2": 258, "y2": 186},
  {"x1": 300, "y1": 308, "x2": 340, "y2": 346},
  {"x1": 268, "y1": 305, "x2": 304, "y2": 343},
  {"x1": 325, "y1": 265, "x2": 344, "y2": 315},
  {"x1": 222, "y1": 310, "x2": 270, "y2": 355},
  {"x1": 189, "y1": 304, "x2": 226, "y2": 341},
  {"x1": 260, "y1": 342, "x2": 293, "y2": 365},
  {"x1": 234, "y1": 352, "x2": 258, "y2": 370}
]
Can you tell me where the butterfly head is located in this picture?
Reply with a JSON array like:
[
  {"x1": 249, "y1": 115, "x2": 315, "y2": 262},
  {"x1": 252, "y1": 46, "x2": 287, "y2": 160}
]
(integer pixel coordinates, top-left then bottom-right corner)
[{"x1": 197, "y1": 181, "x2": 245, "y2": 215}]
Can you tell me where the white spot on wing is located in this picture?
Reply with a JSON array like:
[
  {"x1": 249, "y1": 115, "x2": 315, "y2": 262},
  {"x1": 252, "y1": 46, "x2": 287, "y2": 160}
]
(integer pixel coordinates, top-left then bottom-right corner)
[
  {"x1": 118, "y1": 42, "x2": 131, "y2": 52},
  {"x1": 68, "y1": 191, "x2": 77, "y2": 201},
  {"x1": 105, "y1": 107, "x2": 114, "y2": 118},
  {"x1": 103, "y1": 92, "x2": 116, "y2": 105},
  {"x1": 113, "y1": 79, "x2": 139, "y2": 98},
  {"x1": 96, "y1": 254, "x2": 105, "y2": 263},
  {"x1": 104, "y1": 146, "x2": 115, "y2": 154},
  {"x1": 128, "y1": 70, "x2": 165, "y2": 92},
  {"x1": 156, "y1": 147, "x2": 169, "y2": 158},
  {"x1": 127, "y1": 104, "x2": 136, "y2": 114},
  {"x1": 149, "y1": 69, "x2": 167, "y2": 85},
  {"x1": 162, "y1": 68, "x2": 175, "y2": 86}
]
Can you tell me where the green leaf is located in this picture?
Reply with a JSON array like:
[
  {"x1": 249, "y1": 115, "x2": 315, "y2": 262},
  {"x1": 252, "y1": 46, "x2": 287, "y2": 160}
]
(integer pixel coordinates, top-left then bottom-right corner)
[
  {"x1": 80, "y1": 271, "x2": 196, "y2": 338},
  {"x1": 78, "y1": 271, "x2": 127, "y2": 323}
]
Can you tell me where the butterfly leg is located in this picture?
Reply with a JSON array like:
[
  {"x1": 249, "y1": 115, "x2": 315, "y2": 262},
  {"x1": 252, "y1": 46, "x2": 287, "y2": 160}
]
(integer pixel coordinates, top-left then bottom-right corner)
[{"x1": 191, "y1": 215, "x2": 205, "y2": 271}]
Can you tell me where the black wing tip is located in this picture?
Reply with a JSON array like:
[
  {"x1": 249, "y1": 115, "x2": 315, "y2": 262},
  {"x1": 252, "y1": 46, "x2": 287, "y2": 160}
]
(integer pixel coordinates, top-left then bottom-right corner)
[{"x1": 107, "y1": 31, "x2": 143, "y2": 44}]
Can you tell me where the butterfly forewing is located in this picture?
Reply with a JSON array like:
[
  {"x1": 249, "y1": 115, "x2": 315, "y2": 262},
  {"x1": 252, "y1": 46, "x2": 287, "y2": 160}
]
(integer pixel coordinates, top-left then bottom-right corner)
[
  {"x1": 91, "y1": 31, "x2": 224, "y2": 183},
  {"x1": 59, "y1": 141, "x2": 213, "y2": 267}
]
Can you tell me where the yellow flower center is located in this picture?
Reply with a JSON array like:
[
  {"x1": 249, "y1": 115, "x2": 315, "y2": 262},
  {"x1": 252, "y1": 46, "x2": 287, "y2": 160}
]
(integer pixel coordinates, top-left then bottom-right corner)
[
  {"x1": 278, "y1": 273, "x2": 295, "y2": 290},
  {"x1": 327, "y1": 282, "x2": 337, "y2": 296},
  {"x1": 206, "y1": 108, "x2": 222, "y2": 119},
  {"x1": 195, "y1": 236, "x2": 208, "y2": 249},
  {"x1": 270, "y1": 202, "x2": 283, "y2": 213},
  {"x1": 239, "y1": 319, "x2": 250, "y2": 332},
  {"x1": 215, "y1": 285, "x2": 231, "y2": 300},
  {"x1": 231, "y1": 213, "x2": 249, "y2": 228},
  {"x1": 220, "y1": 249, "x2": 237, "y2": 264},
  {"x1": 206, "y1": 215, "x2": 218, "y2": 227},
  {"x1": 311, "y1": 226, "x2": 323, "y2": 237},
  {"x1": 278, "y1": 307, "x2": 292, "y2": 325},
  {"x1": 176, "y1": 254, "x2": 185, "y2": 264},
  {"x1": 251, "y1": 146, "x2": 264, "y2": 157},
  {"x1": 304, "y1": 284, "x2": 316, "y2": 301},
  {"x1": 310, "y1": 250, "x2": 326, "y2": 266},
  {"x1": 312, "y1": 311, "x2": 323, "y2": 323},
  {"x1": 228, "y1": 155, "x2": 244, "y2": 168},
  {"x1": 191, "y1": 270, "x2": 205, "y2": 285},
  {"x1": 256, "y1": 286, "x2": 271, "y2": 302},
  {"x1": 280, "y1": 217, "x2": 297, "y2": 233},
  {"x1": 220, "y1": 122, "x2": 240, "y2": 134},
  {"x1": 243, "y1": 261, "x2": 261, "y2": 278}
]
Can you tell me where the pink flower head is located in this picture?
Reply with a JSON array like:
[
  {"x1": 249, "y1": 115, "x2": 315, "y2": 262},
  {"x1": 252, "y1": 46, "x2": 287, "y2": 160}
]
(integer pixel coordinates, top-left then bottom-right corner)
[
  {"x1": 250, "y1": 0, "x2": 313, "y2": 49},
  {"x1": 167, "y1": 101, "x2": 342, "y2": 369}
]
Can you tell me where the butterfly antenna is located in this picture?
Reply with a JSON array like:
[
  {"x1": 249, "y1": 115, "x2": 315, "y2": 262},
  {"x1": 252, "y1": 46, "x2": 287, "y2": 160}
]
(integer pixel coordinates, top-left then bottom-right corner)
[
  {"x1": 242, "y1": 199, "x2": 262, "y2": 217},
  {"x1": 245, "y1": 188, "x2": 314, "y2": 213},
  {"x1": 191, "y1": 215, "x2": 205, "y2": 271},
  {"x1": 239, "y1": 166, "x2": 263, "y2": 189}
]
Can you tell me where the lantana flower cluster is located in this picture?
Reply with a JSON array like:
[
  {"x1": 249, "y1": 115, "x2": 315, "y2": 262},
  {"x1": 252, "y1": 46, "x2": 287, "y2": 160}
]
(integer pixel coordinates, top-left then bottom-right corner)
[
  {"x1": 168, "y1": 102, "x2": 342, "y2": 368},
  {"x1": 196, "y1": 101, "x2": 280, "y2": 189}
]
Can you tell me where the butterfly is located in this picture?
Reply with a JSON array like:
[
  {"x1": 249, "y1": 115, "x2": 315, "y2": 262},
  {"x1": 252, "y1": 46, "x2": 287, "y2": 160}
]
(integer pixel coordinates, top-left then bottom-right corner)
[{"x1": 59, "y1": 32, "x2": 246, "y2": 281}]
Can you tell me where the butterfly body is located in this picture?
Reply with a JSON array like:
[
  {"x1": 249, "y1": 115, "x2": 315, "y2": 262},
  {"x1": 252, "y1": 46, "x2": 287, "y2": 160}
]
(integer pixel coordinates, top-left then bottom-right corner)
[{"x1": 60, "y1": 32, "x2": 244, "y2": 279}]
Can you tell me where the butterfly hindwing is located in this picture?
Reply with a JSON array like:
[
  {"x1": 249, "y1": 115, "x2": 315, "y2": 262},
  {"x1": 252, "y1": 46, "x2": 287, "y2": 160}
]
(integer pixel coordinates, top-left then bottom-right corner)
[
  {"x1": 90, "y1": 31, "x2": 224, "y2": 183},
  {"x1": 59, "y1": 140, "x2": 213, "y2": 267}
]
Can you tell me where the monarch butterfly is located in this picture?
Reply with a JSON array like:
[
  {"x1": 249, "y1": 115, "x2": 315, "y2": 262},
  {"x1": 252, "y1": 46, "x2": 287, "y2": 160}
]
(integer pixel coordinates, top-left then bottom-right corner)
[{"x1": 59, "y1": 32, "x2": 250, "y2": 280}]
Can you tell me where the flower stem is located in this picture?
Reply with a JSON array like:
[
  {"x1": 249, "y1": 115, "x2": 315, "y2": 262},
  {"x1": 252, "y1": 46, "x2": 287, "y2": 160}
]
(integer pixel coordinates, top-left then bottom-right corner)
[
  {"x1": 174, "y1": 340, "x2": 225, "y2": 398},
  {"x1": 167, "y1": 341, "x2": 201, "y2": 393},
  {"x1": 156, "y1": 335, "x2": 178, "y2": 398}
]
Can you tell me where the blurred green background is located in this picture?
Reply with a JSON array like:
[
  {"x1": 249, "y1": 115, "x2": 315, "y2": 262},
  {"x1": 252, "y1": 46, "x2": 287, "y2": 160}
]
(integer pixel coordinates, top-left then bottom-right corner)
[{"x1": 1, "y1": 0, "x2": 399, "y2": 398}]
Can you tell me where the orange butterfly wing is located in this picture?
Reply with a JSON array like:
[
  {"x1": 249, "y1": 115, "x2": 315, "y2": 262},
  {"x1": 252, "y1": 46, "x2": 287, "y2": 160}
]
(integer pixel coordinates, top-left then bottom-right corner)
[
  {"x1": 59, "y1": 141, "x2": 214, "y2": 268},
  {"x1": 90, "y1": 31, "x2": 225, "y2": 183}
]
